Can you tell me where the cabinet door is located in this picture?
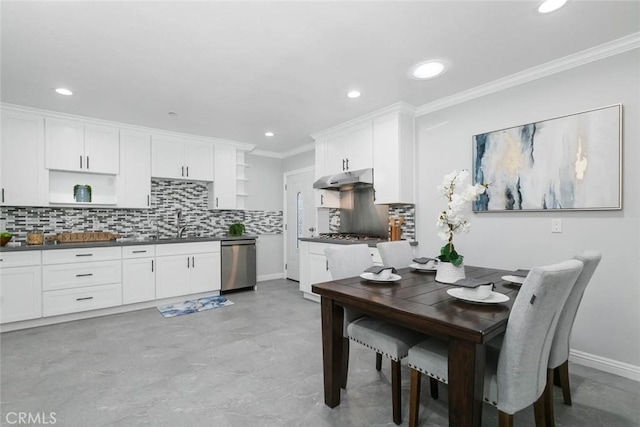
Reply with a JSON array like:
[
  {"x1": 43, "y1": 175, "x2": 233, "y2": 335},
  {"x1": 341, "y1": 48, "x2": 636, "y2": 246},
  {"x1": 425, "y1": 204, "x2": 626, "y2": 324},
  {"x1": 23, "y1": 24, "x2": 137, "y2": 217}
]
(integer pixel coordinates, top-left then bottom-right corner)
[
  {"x1": 184, "y1": 140, "x2": 214, "y2": 181},
  {"x1": 315, "y1": 190, "x2": 340, "y2": 209},
  {"x1": 84, "y1": 125, "x2": 120, "y2": 174},
  {"x1": 122, "y1": 258, "x2": 156, "y2": 304},
  {"x1": 1, "y1": 111, "x2": 45, "y2": 206},
  {"x1": 151, "y1": 135, "x2": 184, "y2": 179},
  {"x1": 0, "y1": 266, "x2": 42, "y2": 324},
  {"x1": 189, "y1": 252, "x2": 220, "y2": 294},
  {"x1": 212, "y1": 145, "x2": 237, "y2": 209},
  {"x1": 155, "y1": 255, "x2": 190, "y2": 299},
  {"x1": 324, "y1": 134, "x2": 348, "y2": 174},
  {"x1": 45, "y1": 118, "x2": 85, "y2": 172},
  {"x1": 310, "y1": 253, "x2": 332, "y2": 285},
  {"x1": 118, "y1": 131, "x2": 151, "y2": 208},
  {"x1": 345, "y1": 124, "x2": 373, "y2": 171}
]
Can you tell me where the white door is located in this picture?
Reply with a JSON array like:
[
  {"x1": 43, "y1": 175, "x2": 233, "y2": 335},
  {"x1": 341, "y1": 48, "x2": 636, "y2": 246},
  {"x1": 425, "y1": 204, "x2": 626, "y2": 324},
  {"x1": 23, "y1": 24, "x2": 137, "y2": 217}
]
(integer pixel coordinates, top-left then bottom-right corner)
[
  {"x1": 185, "y1": 140, "x2": 214, "y2": 181},
  {"x1": 285, "y1": 169, "x2": 315, "y2": 281},
  {"x1": 45, "y1": 118, "x2": 85, "y2": 172},
  {"x1": 151, "y1": 135, "x2": 184, "y2": 179},
  {"x1": 122, "y1": 258, "x2": 155, "y2": 304},
  {"x1": 84, "y1": 124, "x2": 120, "y2": 174}
]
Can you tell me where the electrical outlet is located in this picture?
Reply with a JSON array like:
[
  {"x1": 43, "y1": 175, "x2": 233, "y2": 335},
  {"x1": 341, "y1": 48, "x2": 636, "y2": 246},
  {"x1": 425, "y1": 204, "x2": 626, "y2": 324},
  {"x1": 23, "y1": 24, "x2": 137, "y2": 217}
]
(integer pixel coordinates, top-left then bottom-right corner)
[{"x1": 551, "y1": 218, "x2": 562, "y2": 233}]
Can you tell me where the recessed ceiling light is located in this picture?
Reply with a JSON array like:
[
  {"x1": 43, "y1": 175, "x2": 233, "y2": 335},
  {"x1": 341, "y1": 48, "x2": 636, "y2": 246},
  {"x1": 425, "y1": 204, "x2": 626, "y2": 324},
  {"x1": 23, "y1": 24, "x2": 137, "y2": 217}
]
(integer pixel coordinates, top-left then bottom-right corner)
[
  {"x1": 168, "y1": 112, "x2": 178, "y2": 116},
  {"x1": 538, "y1": 0, "x2": 567, "y2": 14},
  {"x1": 347, "y1": 90, "x2": 361, "y2": 99},
  {"x1": 55, "y1": 88, "x2": 73, "y2": 96},
  {"x1": 265, "y1": 132, "x2": 274, "y2": 137},
  {"x1": 410, "y1": 60, "x2": 449, "y2": 80}
]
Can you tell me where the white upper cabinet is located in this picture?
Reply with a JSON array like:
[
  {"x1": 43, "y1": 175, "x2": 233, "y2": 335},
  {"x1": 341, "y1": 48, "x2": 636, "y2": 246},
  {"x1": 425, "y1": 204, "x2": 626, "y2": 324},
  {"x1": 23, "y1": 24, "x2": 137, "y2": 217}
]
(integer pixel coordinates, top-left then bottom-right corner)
[
  {"x1": 1, "y1": 110, "x2": 48, "y2": 207},
  {"x1": 372, "y1": 112, "x2": 415, "y2": 204},
  {"x1": 45, "y1": 118, "x2": 120, "y2": 174},
  {"x1": 211, "y1": 144, "x2": 237, "y2": 209},
  {"x1": 151, "y1": 135, "x2": 213, "y2": 181},
  {"x1": 117, "y1": 130, "x2": 151, "y2": 208},
  {"x1": 321, "y1": 123, "x2": 373, "y2": 176}
]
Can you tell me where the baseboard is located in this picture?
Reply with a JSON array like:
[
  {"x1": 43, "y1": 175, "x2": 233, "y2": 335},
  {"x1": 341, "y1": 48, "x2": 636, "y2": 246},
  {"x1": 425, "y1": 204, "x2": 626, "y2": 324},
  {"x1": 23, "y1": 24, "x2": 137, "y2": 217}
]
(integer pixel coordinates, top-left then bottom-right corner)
[
  {"x1": 257, "y1": 272, "x2": 284, "y2": 282},
  {"x1": 570, "y1": 349, "x2": 640, "y2": 382}
]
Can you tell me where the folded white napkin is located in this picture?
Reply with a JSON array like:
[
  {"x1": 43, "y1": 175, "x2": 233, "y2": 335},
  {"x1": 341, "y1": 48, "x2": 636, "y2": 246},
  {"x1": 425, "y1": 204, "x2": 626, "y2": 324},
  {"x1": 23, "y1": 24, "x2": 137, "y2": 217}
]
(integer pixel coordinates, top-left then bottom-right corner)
[
  {"x1": 412, "y1": 257, "x2": 436, "y2": 264},
  {"x1": 453, "y1": 278, "x2": 494, "y2": 289},
  {"x1": 364, "y1": 266, "x2": 397, "y2": 274}
]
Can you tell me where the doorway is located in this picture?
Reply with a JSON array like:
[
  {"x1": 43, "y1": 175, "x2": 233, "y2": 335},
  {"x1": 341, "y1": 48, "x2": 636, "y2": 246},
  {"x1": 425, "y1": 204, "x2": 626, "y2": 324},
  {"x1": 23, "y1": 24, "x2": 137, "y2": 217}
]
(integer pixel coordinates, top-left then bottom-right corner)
[{"x1": 284, "y1": 167, "x2": 315, "y2": 281}]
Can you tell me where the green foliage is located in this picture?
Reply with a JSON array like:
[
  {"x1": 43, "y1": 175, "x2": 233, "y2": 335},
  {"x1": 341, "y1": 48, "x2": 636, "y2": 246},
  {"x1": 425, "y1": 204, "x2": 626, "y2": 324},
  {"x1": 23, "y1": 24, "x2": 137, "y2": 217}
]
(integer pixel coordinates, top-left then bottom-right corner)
[
  {"x1": 228, "y1": 223, "x2": 245, "y2": 236},
  {"x1": 439, "y1": 243, "x2": 464, "y2": 266}
]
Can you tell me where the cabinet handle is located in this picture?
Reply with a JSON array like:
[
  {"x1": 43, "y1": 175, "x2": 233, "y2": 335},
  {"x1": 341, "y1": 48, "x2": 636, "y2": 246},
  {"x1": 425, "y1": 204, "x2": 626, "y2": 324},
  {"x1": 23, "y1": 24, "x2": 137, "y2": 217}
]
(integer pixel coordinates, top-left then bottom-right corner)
[
  {"x1": 76, "y1": 296, "x2": 94, "y2": 301},
  {"x1": 186, "y1": 166, "x2": 189, "y2": 177},
  {"x1": 86, "y1": 156, "x2": 90, "y2": 170},
  {"x1": 75, "y1": 254, "x2": 93, "y2": 257},
  {"x1": 192, "y1": 256, "x2": 195, "y2": 268},
  {"x1": 326, "y1": 260, "x2": 329, "y2": 271},
  {"x1": 76, "y1": 273, "x2": 93, "y2": 277},
  {"x1": 342, "y1": 159, "x2": 345, "y2": 171},
  {"x1": 182, "y1": 166, "x2": 185, "y2": 177},
  {"x1": 216, "y1": 197, "x2": 219, "y2": 208},
  {"x1": 80, "y1": 155, "x2": 83, "y2": 169},
  {"x1": 320, "y1": 194, "x2": 324, "y2": 205},
  {"x1": 151, "y1": 260, "x2": 154, "y2": 272},
  {"x1": 346, "y1": 158, "x2": 349, "y2": 170},
  {"x1": 187, "y1": 257, "x2": 190, "y2": 268},
  {"x1": 1, "y1": 188, "x2": 4, "y2": 203},
  {"x1": 132, "y1": 250, "x2": 147, "y2": 253},
  {"x1": 147, "y1": 195, "x2": 150, "y2": 206}
]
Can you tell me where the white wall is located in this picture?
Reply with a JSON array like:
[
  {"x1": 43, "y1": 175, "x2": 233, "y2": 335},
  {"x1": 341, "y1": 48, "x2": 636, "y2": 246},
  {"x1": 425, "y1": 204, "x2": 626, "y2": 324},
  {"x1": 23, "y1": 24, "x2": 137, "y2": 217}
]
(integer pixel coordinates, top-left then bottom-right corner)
[
  {"x1": 283, "y1": 149, "x2": 314, "y2": 172},
  {"x1": 415, "y1": 50, "x2": 640, "y2": 369},
  {"x1": 245, "y1": 154, "x2": 284, "y2": 280}
]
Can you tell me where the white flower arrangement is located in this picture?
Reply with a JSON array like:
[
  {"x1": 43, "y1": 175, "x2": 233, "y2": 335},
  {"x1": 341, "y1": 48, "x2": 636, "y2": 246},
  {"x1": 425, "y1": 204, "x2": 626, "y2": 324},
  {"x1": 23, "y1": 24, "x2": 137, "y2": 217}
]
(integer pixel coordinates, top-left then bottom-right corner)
[{"x1": 436, "y1": 170, "x2": 487, "y2": 266}]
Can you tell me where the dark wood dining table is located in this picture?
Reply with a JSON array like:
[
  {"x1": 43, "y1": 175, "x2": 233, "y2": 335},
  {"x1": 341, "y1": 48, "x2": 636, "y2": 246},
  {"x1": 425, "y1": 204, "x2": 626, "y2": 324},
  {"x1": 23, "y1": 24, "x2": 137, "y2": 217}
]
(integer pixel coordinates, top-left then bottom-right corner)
[{"x1": 312, "y1": 265, "x2": 521, "y2": 427}]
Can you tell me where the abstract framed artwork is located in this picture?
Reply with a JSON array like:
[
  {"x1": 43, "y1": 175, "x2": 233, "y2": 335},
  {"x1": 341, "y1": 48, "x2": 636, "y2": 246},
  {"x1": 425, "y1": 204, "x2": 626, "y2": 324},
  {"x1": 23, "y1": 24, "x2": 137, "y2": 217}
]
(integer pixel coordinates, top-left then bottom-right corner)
[{"x1": 472, "y1": 104, "x2": 622, "y2": 212}]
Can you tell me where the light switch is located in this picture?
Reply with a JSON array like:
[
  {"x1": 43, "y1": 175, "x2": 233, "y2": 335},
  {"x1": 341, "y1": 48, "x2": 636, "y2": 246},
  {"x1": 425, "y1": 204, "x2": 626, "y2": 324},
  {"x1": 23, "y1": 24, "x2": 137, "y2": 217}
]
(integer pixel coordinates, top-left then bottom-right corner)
[{"x1": 551, "y1": 218, "x2": 562, "y2": 233}]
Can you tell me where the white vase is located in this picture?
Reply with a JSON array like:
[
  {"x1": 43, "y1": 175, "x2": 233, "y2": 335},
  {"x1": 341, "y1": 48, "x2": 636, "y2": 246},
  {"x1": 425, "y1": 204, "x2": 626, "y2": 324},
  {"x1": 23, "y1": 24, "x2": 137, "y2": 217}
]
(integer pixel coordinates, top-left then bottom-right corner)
[{"x1": 435, "y1": 261, "x2": 466, "y2": 284}]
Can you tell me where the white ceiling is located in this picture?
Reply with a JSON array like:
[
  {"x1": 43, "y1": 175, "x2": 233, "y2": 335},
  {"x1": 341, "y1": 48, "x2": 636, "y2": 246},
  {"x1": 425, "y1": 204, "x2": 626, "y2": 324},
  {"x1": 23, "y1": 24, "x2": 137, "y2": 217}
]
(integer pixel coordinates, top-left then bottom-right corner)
[{"x1": 2, "y1": 1, "x2": 639, "y2": 155}]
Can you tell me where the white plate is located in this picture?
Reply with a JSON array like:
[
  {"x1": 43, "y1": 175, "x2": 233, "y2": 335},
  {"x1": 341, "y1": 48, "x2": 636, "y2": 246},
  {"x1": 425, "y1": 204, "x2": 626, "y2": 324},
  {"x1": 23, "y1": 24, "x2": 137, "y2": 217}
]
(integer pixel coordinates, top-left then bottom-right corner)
[
  {"x1": 410, "y1": 263, "x2": 437, "y2": 272},
  {"x1": 501, "y1": 275, "x2": 526, "y2": 285},
  {"x1": 447, "y1": 288, "x2": 510, "y2": 304},
  {"x1": 360, "y1": 272, "x2": 402, "y2": 283}
]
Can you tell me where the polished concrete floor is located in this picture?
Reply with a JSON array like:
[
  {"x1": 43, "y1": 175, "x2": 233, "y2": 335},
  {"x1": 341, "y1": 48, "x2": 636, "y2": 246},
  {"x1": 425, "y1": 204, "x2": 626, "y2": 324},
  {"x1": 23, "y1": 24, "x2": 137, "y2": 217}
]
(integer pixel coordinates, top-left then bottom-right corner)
[{"x1": 1, "y1": 279, "x2": 639, "y2": 426}]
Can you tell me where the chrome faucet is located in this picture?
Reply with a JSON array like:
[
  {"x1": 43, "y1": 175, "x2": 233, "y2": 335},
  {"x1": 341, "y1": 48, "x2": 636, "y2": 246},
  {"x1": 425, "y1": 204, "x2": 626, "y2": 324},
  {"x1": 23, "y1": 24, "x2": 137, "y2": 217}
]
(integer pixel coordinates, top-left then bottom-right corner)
[
  {"x1": 176, "y1": 210, "x2": 186, "y2": 238},
  {"x1": 178, "y1": 226, "x2": 187, "y2": 238}
]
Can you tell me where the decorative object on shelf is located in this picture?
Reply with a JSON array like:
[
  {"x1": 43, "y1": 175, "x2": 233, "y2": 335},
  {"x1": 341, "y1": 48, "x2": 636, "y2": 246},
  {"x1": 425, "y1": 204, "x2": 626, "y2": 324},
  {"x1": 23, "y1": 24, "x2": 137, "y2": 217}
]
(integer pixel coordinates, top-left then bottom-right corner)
[
  {"x1": 73, "y1": 184, "x2": 92, "y2": 203},
  {"x1": 0, "y1": 231, "x2": 12, "y2": 247},
  {"x1": 389, "y1": 216, "x2": 404, "y2": 241},
  {"x1": 228, "y1": 223, "x2": 245, "y2": 237},
  {"x1": 473, "y1": 104, "x2": 621, "y2": 212},
  {"x1": 435, "y1": 170, "x2": 487, "y2": 283}
]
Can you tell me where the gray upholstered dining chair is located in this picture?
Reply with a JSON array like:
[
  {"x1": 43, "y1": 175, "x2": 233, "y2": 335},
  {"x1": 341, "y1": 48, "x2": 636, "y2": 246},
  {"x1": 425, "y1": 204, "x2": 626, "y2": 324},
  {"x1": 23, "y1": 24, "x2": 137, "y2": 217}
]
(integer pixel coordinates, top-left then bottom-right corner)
[
  {"x1": 406, "y1": 259, "x2": 584, "y2": 427},
  {"x1": 325, "y1": 244, "x2": 425, "y2": 425},
  {"x1": 377, "y1": 240, "x2": 415, "y2": 269},
  {"x1": 544, "y1": 251, "x2": 601, "y2": 425}
]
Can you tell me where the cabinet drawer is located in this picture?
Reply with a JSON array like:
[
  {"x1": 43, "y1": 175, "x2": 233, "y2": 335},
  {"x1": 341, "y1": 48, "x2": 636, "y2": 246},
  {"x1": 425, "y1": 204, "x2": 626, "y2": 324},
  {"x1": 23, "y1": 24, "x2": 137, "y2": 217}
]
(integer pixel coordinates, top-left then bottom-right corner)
[
  {"x1": 42, "y1": 247, "x2": 121, "y2": 264},
  {"x1": 309, "y1": 242, "x2": 331, "y2": 255},
  {"x1": 155, "y1": 241, "x2": 220, "y2": 257},
  {"x1": 122, "y1": 245, "x2": 155, "y2": 259},
  {"x1": 43, "y1": 283, "x2": 122, "y2": 317},
  {"x1": 0, "y1": 250, "x2": 41, "y2": 268},
  {"x1": 43, "y1": 260, "x2": 122, "y2": 291}
]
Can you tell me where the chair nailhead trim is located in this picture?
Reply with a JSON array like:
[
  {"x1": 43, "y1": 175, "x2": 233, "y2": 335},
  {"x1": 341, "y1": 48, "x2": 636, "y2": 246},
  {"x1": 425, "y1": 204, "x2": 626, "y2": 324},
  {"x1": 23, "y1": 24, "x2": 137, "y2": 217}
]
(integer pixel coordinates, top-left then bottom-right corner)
[
  {"x1": 348, "y1": 337, "x2": 405, "y2": 362},
  {"x1": 408, "y1": 363, "x2": 448, "y2": 385}
]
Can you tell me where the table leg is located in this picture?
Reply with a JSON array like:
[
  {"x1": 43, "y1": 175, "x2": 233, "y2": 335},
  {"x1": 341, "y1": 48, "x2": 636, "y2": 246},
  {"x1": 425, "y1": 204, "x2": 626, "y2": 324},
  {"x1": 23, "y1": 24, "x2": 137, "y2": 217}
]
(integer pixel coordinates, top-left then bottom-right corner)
[
  {"x1": 448, "y1": 338, "x2": 485, "y2": 427},
  {"x1": 321, "y1": 296, "x2": 344, "y2": 408}
]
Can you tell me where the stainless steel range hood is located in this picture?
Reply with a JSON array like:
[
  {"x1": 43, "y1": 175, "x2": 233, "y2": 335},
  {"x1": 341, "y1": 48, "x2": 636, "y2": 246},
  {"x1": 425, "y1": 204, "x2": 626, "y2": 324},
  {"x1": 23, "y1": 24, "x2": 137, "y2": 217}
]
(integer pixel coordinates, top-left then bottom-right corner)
[{"x1": 313, "y1": 168, "x2": 373, "y2": 190}]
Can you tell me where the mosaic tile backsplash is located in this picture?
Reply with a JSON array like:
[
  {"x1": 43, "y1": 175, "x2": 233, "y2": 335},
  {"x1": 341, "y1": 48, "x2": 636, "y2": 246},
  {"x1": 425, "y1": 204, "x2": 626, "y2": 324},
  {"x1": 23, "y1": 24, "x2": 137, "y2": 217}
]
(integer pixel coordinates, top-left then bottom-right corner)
[
  {"x1": 329, "y1": 204, "x2": 416, "y2": 240},
  {"x1": 0, "y1": 180, "x2": 282, "y2": 243}
]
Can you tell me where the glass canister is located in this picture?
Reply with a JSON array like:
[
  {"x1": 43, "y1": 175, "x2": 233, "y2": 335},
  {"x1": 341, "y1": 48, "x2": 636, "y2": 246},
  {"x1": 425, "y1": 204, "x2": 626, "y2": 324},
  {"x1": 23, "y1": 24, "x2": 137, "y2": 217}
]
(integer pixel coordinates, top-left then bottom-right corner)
[{"x1": 73, "y1": 185, "x2": 92, "y2": 203}]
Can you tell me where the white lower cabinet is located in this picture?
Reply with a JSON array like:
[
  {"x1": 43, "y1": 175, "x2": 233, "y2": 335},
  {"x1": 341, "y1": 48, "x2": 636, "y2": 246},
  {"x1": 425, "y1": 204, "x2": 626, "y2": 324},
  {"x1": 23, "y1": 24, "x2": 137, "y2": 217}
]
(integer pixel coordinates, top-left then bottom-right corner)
[
  {"x1": 122, "y1": 245, "x2": 156, "y2": 305},
  {"x1": 41, "y1": 247, "x2": 122, "y2": 317},
  {"x1": 155, "y1": 242, "x2": 221, "y2": 299},
  {"x1": 1, "y1": 251, "x2": 42, "y2": 324}
]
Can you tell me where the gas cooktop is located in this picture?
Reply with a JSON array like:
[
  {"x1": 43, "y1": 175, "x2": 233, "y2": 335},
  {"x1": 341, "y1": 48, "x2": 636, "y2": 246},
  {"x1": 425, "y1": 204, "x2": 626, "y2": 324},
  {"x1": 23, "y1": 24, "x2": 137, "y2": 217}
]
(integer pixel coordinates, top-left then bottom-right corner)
[{"x1": 317, "y1": 233, "x2": 385, "y2": 241}]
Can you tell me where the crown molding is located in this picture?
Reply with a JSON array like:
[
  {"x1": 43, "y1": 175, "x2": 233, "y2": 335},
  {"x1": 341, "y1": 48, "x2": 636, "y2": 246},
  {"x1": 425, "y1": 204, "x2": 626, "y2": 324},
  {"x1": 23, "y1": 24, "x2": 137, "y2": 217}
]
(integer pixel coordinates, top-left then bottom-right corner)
[
  {"x1": 311, "y1": 101, "x2": 416, "y2": 140},
  {"x1": 0, "y1": 102, "x2": 256, "y2": 151},
  {"x1": 416, "y1": 32, "x2": 640, "y2": 117}
]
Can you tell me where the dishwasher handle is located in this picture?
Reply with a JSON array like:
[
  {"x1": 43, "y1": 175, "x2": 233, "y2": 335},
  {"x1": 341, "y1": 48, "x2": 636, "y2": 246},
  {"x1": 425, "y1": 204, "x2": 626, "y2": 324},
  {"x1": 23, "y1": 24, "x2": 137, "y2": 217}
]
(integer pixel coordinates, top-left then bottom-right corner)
[{"x1": 221, "y1": 239, "x2": 256, "y2": 246}]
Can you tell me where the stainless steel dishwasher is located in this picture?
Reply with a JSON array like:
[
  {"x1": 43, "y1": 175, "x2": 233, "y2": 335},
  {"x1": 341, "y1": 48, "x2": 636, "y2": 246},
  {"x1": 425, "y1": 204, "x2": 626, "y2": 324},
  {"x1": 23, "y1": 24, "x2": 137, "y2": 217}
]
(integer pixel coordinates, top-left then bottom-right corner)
[{"x1": 221, "y1": 239, "x2": 257, "y2": 292}]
